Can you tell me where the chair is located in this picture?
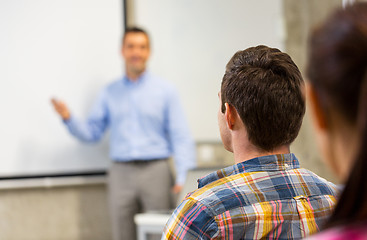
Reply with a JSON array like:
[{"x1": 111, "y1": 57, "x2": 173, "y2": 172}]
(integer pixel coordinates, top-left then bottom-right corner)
[{"x1": 134, "y1": 167, "x2": 223, "y2": 240}]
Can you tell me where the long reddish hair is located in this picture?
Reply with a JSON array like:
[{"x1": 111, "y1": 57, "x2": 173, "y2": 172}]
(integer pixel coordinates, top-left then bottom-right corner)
[{"x1": 307, "y1": 2, "x2": 367, "y2": 228}]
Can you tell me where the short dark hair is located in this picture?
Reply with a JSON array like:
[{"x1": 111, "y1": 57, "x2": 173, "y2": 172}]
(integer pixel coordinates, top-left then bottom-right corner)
[
  {"x1": 122, "y1": 26, "x2": 149, "y2": 44},
  {"x1": 221, "y1": 45, "x2": 305, "y2": 151}
]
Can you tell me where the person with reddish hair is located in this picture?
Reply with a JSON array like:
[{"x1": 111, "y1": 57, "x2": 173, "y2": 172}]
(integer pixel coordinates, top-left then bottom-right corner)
[{"x1": 306, "y1": 2, "x2": 367, "y2": 239}]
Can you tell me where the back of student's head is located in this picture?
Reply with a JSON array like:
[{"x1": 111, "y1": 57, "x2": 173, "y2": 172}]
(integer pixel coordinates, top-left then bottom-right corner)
[
  {"x1": 221, "y1": 45, "x2": 305, "y2": 152},
  {"x1": 307, "y1": 2, "x2": 367, "y2": 228}
]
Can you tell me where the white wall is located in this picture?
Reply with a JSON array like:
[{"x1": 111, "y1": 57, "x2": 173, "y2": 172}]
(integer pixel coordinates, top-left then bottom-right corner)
[{"x1": 134, "y1": 0, "x2": 284, "y2": 141}]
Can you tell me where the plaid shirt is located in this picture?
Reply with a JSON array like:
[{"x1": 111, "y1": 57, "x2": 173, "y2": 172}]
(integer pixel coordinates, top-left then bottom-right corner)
[{"x1": 162, "y1": 153, "x2": 338, "y2": 240}]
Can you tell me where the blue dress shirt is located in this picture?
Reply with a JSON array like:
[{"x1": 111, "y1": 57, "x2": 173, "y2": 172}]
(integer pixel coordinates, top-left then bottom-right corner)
[{"x1": 64, "y1": 71, "x2": 196, "y2": 184}]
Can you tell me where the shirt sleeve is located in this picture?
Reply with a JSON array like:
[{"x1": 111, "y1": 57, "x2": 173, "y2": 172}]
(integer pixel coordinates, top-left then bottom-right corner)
[
  {"x1": 162, "y1": 198, "x2": 217, "y2": 239},
  {"x1": 165, "y1": 87, "x2": 196, "y2": 185},
  {"x1": 63, "y1": 89, "x2": 109, "y2": 143}
]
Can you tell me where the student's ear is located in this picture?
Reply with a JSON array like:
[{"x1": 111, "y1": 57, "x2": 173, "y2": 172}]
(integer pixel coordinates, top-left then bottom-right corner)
[
  {"x1": 307, "y1": 83, "x2": 327, "y2": 130},
  {"x1": 224, "y1": 103, "x2": 236, "y2": 130}
]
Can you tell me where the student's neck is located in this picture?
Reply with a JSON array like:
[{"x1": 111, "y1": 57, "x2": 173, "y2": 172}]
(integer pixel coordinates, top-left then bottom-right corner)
[{"x1": 233, "y1": 141, "x2": 290, "y2": 164}]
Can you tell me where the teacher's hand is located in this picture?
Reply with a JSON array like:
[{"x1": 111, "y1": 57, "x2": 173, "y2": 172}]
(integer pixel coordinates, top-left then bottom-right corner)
[
  {"x1": 51, "y1": 98, "x2": 71, "y2": 120},
  {"x1": 172, "y1": 184, "x2": 183, "y2": 194}
]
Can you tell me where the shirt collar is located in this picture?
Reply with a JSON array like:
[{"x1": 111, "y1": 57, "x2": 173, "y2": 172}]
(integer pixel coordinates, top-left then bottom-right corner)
[
  {"x1": 122, "y1": 71, "x2": 149, "y2": 85},
  {"x1": 198, "y1": 153, "x2": 300, "y2": 188}
]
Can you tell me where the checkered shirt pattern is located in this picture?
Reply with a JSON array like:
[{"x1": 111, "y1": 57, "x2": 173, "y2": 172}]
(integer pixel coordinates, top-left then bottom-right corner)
[{"x1": 162, "y1": 153, "x2": 338, "y2": 240}]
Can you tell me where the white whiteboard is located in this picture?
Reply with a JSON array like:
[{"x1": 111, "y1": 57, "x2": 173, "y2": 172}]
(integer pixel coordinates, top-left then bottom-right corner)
[
  {"x1": 0, "y1": 0, "x2": 284, "y2": 177},
  {"x1": 0, "y1": 0, "x2": 123, "y2": 177},
  {"x1": 135, "y1": 0, "x2": 284, "y2": 141}
]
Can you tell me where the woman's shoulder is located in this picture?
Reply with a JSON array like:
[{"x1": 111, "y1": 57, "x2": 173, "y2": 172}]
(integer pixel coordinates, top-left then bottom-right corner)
[{"x1": 307, "y1": 222, "x2": 367, "y2": 240}]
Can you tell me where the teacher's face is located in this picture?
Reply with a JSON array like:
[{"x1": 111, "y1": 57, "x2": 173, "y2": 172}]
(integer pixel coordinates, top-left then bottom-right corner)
[{"x1": 121, "y1": 32, "x2": 150, "y2": 76}]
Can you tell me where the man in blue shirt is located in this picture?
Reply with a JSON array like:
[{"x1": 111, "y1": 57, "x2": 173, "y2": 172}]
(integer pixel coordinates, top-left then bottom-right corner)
[{"x1": 51, "y1": 27, "x2": 196, "y2": 240}]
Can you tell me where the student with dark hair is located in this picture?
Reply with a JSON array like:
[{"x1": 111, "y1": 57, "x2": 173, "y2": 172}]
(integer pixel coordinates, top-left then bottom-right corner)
[
  {"x1": 306, "y1": 2, "x2": 367, "y2": 239},
  {"x1": 51, "y1": 27, "x2": 196, "y2": 240},
  {"x1": 162, "y1": 45, "x2": 338, "y2": 239}
]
